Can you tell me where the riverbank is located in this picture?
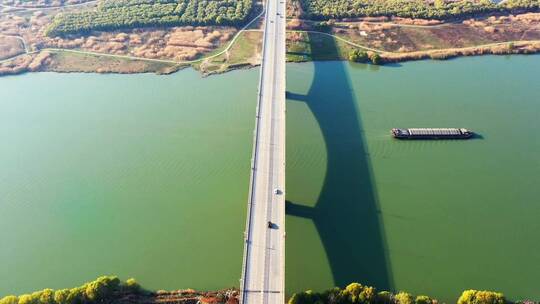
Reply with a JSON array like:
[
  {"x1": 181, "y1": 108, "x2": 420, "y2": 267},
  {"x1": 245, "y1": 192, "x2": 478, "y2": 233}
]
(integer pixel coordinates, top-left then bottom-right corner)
[
  {"x1": 2, "y1": 0, "x2": 540, "y2": 77},
  {"x1": 1, "y1": 31, "x2": 539, "y2": 77},
  {"x1": 0, "y1": 277, "x2": 240, "y2": 304},
  {"x1": 0, "y1": 277, "x2": 518, "y2": 304}
]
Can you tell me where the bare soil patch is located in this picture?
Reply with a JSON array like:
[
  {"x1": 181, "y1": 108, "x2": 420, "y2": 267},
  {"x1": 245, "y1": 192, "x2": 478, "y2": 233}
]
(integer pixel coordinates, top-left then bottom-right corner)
[
  {"x1": 329, "y1": 13, "x2": 540, "y2": 52},
  {"x1": 0, "y1": 35, "x2": 24, "y2": 59}
]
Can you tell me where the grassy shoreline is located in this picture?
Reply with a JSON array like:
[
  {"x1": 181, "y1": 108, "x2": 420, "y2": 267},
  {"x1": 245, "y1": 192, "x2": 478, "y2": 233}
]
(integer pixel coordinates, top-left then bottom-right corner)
[{"x1": 1, "y1": 31, "x2": 539, "y2": 77}]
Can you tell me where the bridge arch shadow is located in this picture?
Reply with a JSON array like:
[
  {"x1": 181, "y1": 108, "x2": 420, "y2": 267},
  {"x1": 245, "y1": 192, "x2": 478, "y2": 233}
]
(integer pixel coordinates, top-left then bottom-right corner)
[{"x1": 286, "y1": 32, "x2": 394, "y2": 292}]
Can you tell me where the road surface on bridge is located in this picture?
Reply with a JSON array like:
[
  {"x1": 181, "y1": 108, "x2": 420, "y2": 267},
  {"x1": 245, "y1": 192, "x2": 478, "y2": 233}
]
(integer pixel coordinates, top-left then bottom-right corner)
[{"x1": 239, "y1": 0, "x2": 286, "y2": 302}]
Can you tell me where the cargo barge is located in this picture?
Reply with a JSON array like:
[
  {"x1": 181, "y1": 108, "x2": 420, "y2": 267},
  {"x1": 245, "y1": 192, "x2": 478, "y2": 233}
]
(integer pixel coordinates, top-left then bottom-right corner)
[{"x1": 391, "y1": 128, "x2": 474, "y2": 139}]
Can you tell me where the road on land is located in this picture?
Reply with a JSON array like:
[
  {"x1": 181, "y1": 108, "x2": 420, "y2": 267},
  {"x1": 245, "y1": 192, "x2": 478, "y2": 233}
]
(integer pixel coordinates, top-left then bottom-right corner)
[{"x1": 239, "y1": 0, "x2": 286, "y2": 302}]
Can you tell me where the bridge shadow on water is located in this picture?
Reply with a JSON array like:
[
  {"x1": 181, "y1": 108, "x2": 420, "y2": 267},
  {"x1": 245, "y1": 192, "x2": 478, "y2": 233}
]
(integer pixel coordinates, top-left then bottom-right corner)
[{"x1": 286, "y1": 33, "x2": 393, "y2": 291}]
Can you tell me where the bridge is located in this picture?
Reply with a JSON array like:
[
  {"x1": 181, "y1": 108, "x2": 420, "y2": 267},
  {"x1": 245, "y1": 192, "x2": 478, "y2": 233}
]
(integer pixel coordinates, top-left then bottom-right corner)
[{"x1": 239, "y1": 0, "x2": 287, "y2": 302}]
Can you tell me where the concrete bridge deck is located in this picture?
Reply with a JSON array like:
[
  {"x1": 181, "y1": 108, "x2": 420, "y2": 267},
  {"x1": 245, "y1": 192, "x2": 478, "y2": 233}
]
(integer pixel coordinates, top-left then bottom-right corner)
[{"x1": 239, "y1": 0, "x2": 287, "y2": 302}]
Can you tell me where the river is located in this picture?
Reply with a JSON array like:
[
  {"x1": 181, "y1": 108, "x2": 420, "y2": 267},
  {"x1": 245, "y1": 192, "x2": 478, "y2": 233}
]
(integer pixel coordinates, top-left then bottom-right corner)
[{"x1": 1, "y1": 55, "x2": 539, "y2": 302}]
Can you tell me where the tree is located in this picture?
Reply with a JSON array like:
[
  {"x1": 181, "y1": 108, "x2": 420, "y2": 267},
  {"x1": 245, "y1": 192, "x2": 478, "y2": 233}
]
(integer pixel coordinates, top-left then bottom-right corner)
[
  {"x1": 38, "y1": 290, "x2": 55, "y2": 304},
  {"x1": 17, "y1": 295, "x2": 34, "y2": 304},
  {"x1": 85, "y1": 276, "x2": 120, "y2": 302},
  {"x1": 288, "y1": 290, "x2": 320, "y2": 304},
  {"x1": 368, "y1": 52, "x2": 382, "y2": 65},
  {"x1": 348, "y1": 49, "x2": 368, "y2": 63},
  {"x1": 0, "y1": 296, "x2": 18, "y2": 304},
  {"x1": 65, "y1": 287, "x2": 85, "y2": 304},
  {"x1": 54, "y1": 289, "x2": 70, "y2": 304},
  {"x1": 395, "y1": 292, "x2": 414, "y2": 304},
  {"x1": 344, "y1": 283, "x2": 364, "y2": 303},
  {"x1": 359, "y1": 287, "x2": 377, "y2": 304},
  {"x1": 415, "y1": 295, "x2": 433, "y2": 304},
  {"x1": 124, "y1": 278, "x2": 142, "y2": 293},
  {"x1": 458, "y1": 290, "x2": 505, "y2": 304},
  {"x1": 376, "y1": 291, "x2": 393, "y2": 304}
]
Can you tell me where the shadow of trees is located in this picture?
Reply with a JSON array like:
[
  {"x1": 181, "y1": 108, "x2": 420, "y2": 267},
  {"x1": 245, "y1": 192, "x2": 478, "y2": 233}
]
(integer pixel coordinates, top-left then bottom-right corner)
[{"x1": 286, "y1": 33, "x2": 393, "y2": 290}]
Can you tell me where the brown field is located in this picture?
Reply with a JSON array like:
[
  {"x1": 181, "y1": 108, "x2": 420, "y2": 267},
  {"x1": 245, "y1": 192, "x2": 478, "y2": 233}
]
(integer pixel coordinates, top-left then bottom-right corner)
[
  {"x1": 380, "y1": 40, "x2": 540, "y2": 61},
  {"x1": 41, "y1": 26, "x2": 237, "y2": 62},
  {"x1": 197, "y1": 30, "x2": 263, "y2": 75},
  {"x1": 0, "y1": 52, "x2": 51, "y2": 75},
  {"x1": 0, "y1": 1, "x2": 240, "y2": 75},
  {"x1": 331, "y1": 13, "x2": 540, "y2": 52},
  {"x1": 45, "y1": 51, "x2": 180, "y2": 74},
  {"x1": 0, "y1": 35, "x2": 24, "y2": 59}
]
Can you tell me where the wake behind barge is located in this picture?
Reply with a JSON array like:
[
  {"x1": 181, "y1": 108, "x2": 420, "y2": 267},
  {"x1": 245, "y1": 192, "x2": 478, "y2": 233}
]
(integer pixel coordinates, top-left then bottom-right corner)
[{"x1": 392, "y1": 128, "x2": 474, "y2": 139}]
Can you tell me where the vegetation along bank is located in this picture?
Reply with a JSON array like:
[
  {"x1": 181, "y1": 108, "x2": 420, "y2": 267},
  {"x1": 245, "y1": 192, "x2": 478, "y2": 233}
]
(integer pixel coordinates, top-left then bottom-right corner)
[
  {"x1": 0, "y1": 276, "x2": 239, "y2": 304},
  {"x1": 288, "y1": 283, "x2": 534, "y2": 304},
  {"x1": 2, "y1": 278, "x2": 537, "y2": 304},
  {"x1": 299, "y1": 0, "x2": 540, "y2": 21}
]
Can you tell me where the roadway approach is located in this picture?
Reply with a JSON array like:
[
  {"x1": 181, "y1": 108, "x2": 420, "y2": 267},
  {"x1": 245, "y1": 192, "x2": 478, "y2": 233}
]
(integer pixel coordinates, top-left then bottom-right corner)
[{"x1": 239, "y1": 0, "x2": 287, "y2": 302}]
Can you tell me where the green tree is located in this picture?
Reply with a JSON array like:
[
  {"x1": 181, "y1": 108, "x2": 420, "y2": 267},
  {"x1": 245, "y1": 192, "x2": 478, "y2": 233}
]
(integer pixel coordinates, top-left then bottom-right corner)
[
  {"x1": 124, "y1": 278, "x2": 141, "y2": 293},
  {"x1": 359, "y1": 286, "x2": 377, "y2": 303},
  {"x1": 395, "y1": 292, "x2": 414, "y2": 304},
  {"x1": 376, "y1": 291, "x2": 393, "y2": 304},
  {"x1": 344, "y1": 283, "x2": 364, "y2": 303},
  {"x1": 321, "y1": 287, "x2": 344, "y2": 304},
  {"x1": 17, "y1": 295, "x2": 34, "y2": 304},
  {"x1": 85, "y1": 276, "x2": 120, "y2": 302},
  {"x1": 53, "y1": 290, "x2": 70, "y2": 304},
  {"x1": 458, "y1": 290, "x2": 505, "y2": 304},
  {"x1": 0, "y1": 296, "x2": 18, "y2": 304},
  {"x1": 415, "y1": 295, "x2": 433, "y2": 304},
  {"x1": 288, "y1": 290, "x2": 320, "y2": 304},
  {"x1": 38, "y1": 290, "x2": 55, "y2": 304},
  {"x1": 66, "y1": 287, "x2": 85, "y2": 304},
  {"x1": 368, "y1": 53, "x2": 382, "y2": 65},
  {"x1": 349, "y1": 49, "x2": 368, "y2": 63}
]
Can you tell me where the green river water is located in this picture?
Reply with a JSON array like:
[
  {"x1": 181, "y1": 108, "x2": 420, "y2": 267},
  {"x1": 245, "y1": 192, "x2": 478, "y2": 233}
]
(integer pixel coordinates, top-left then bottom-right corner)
[{"x1": 1, "y1": 55, "x2": 539, "y2": 302}]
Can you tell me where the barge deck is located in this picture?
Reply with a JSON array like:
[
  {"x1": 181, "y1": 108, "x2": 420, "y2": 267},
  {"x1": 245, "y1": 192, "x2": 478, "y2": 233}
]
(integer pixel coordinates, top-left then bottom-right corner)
[{"x1": 392, "y1": 128, "x2": 474, "y2": 139}]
